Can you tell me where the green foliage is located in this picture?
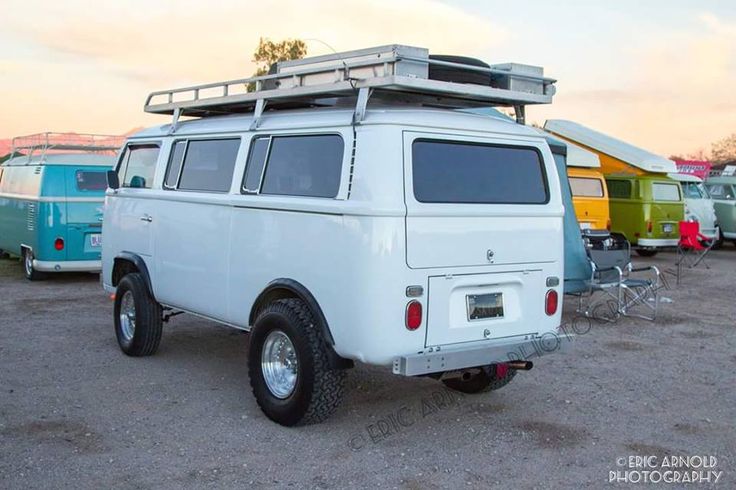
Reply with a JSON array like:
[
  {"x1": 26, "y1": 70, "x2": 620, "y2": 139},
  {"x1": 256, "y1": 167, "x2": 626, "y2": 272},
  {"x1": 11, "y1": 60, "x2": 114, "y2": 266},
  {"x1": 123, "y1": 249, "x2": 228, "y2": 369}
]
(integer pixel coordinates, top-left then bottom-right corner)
[{"x1": 248, "y1": 37, "x2": 307, "y2": 91}]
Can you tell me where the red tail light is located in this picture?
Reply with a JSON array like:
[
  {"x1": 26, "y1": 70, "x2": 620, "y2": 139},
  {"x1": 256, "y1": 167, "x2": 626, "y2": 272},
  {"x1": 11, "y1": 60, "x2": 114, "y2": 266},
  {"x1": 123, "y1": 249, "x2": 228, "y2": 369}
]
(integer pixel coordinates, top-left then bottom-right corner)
[
  {"x1": 606, "y1": 219, "x2": 611, "y2": 231},
  {"x1": 646, "y1": 220, "x2": 653, "y2": 233},
  {"x1": 545, "y1": 289, "x2": 558, "y2": 316},
  {"x1": 54, "y1": 238, "x2": 65, "y2": 251},
  {"x1": 406, "y1": 301, "x2": 422, "y2": 330}
]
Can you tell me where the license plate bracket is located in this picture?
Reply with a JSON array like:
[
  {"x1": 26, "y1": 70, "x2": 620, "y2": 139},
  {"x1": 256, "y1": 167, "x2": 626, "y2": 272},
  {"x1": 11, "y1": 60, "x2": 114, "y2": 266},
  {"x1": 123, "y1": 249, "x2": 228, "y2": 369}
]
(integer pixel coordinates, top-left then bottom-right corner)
[{"x1": 466, "y1": 293, "x2": 504, "y2": 321}]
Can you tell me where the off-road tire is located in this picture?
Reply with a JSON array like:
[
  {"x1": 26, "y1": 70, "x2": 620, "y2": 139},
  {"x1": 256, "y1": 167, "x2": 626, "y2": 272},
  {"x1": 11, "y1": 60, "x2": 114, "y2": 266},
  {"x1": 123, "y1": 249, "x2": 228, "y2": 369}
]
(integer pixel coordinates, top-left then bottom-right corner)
[
  {"x1": 114, "y1": 273, "x2": 163, "y2": 356},
  {"x1": 442, "y1": 364, "x2": 517, "y2": 394},
  {"x1": 636, "y1": 249, "x2": 658, "y2": 257},
  {"x1": 248, "y1": 298, "x2": 345, "y2": 426},
  {"x1": 22, "y1": 248, "x2": 45, "y2": 281}
]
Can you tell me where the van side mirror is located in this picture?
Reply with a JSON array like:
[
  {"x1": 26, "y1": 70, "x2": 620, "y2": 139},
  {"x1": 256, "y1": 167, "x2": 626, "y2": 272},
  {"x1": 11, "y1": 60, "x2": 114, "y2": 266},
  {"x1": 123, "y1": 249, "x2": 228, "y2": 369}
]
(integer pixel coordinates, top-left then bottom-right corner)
[{"x1": 107, "y1": 170, "x2": 120, "y2": 190}]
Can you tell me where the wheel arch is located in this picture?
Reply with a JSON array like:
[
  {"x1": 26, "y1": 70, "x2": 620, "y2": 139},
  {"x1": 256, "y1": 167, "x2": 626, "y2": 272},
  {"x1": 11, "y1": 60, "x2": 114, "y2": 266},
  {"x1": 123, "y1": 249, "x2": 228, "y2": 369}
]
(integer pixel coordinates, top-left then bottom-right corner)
[
  {"x1": 112, "y1": 252, "x2": 155, "y2": 299},
  {"x1": 250, "y1": 279, "x2": 353, "y2": 369}
]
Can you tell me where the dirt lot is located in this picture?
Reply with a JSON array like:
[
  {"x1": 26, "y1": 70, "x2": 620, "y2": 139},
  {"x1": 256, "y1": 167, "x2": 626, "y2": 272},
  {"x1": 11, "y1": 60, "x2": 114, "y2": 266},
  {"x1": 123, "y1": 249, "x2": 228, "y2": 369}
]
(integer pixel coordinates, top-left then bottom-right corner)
[{"x1": 1, "y1": 250, "x2": 734, "y2": 489}]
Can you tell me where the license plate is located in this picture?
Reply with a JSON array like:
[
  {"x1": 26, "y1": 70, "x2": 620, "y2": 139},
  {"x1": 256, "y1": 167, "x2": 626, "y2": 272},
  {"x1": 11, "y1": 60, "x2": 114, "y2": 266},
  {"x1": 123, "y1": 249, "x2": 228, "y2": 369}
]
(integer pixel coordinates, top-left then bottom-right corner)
[
  {"x1": 90, "y1": 234, "x2": 102, "y2": 247},
  {"x1": 579, "y1": 222, "x2": 592, "y2": 230},
  {"x1": 467, "y1": 293, "x2": 504, "y2": 321},
  {"x1": 662, "y1": 224, "x2": 673, "y2": 234}
]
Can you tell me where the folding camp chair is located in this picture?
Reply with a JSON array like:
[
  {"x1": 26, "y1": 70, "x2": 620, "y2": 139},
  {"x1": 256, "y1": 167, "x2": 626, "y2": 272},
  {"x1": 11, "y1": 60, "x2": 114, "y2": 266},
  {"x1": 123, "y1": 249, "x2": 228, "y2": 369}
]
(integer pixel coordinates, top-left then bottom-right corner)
[
  {"x1": 676, "y1": 221, "x2": 713, "y2": 284},
  {"x1": 577, "y1": 231, "x2": 661, "y2": 322}
]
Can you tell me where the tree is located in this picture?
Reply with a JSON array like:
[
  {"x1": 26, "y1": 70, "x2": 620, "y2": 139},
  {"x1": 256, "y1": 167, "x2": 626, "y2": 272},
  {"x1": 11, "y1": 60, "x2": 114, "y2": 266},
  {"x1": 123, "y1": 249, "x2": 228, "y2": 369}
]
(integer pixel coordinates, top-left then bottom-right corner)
[
  {"x1": 711, "y1": 133, "x2": 736, "y2": 164},
  {"x1": 248, "y1": 37, "x2": 307, "y2": 91}
]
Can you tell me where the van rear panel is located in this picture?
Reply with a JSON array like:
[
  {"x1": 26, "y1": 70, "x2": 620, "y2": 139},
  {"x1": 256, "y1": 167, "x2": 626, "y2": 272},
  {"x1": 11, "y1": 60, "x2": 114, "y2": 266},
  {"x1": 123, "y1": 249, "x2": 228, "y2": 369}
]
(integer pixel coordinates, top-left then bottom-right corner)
[{"x1": 403, "y1": 132, "x2": 563, "y2": 349}]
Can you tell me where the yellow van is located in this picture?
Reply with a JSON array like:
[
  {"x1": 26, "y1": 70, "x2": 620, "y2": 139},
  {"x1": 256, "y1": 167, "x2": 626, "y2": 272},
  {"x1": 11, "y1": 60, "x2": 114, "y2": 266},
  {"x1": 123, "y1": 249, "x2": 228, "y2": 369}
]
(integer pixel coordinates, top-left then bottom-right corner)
[{"x1": 567, "y1": 166, "x2": 610, "y2": 231}]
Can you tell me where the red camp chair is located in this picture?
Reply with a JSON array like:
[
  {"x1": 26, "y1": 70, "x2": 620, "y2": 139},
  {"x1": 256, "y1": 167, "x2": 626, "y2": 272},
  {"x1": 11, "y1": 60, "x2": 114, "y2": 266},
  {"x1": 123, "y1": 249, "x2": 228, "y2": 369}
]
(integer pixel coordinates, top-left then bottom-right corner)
[{"x1": 676, "y1": 221, "x2": 712, "y2": 283}]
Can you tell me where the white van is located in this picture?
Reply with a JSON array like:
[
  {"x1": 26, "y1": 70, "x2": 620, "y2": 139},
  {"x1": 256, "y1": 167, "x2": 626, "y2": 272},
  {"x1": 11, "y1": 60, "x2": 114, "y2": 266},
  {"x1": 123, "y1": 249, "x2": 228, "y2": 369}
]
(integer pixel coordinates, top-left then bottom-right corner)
[
  {"x1": 101, "y1": 45, "x2": 570, "y2": 426},
  {"x1": 668, "y1": 173, "x2": 719, "y2": 242}
]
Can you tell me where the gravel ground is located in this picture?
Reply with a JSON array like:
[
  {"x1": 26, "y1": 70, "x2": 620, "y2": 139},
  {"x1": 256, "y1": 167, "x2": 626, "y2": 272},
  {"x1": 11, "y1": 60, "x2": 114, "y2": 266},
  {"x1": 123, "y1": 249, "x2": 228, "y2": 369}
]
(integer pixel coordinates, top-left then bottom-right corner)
[{"x1": 1, "y1": 249, "x2": 734, "y2": 489}]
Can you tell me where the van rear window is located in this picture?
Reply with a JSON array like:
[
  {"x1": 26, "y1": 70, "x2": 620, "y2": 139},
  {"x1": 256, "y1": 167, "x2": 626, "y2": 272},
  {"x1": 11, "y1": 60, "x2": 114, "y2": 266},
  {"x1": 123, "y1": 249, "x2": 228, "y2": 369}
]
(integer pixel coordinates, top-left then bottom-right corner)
[
  {"x1": 652, "y1": 183, "x2": 681, "y2": 202},
  {"x1": 412, "y1": 140, "x2": 548, "y2": 204},
  {"x1": 76, "y1": 171, "x2": 108, "y2": 191},
  {"x1": 569, "y1": 177, "x2": 604, "y2": 198}
]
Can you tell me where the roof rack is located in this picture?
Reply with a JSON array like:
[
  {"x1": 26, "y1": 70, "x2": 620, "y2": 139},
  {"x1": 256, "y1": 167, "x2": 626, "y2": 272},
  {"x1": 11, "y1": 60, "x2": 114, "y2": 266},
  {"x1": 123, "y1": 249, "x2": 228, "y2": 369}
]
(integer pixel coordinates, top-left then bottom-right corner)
[
  {"x1": 144, "y1": 44, "x2": 556, "y2": 130},
  {"x1": 10, "y1": 132, "x2": 124, "y2": 162}
]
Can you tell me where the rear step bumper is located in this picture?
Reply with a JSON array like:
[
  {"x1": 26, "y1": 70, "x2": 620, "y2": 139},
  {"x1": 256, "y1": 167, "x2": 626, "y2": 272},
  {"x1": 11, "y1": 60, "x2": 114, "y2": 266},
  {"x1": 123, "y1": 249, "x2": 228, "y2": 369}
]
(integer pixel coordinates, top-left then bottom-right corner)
[
  {"x1": 392, "y1": 331, "x2": 574, "y2": 376},
  {"x1": 33, "y1": 259, "x2": 101, "y2": 273}
]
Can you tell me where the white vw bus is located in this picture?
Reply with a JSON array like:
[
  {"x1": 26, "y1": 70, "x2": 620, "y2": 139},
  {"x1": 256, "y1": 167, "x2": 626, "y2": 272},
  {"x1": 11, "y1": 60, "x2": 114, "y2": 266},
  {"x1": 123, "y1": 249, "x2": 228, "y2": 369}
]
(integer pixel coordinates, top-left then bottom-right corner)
[{"x1": 101, "y1": 46, "x2": 570, "y2": 426}]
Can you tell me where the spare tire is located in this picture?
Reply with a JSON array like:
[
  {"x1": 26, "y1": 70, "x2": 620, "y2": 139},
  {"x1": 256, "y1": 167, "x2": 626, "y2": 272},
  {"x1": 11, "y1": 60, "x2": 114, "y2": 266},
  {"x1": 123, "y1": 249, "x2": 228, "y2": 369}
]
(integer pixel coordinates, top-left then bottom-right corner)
[{"x1": 428, "y1": 55, "x2": 491, "y2": 85}]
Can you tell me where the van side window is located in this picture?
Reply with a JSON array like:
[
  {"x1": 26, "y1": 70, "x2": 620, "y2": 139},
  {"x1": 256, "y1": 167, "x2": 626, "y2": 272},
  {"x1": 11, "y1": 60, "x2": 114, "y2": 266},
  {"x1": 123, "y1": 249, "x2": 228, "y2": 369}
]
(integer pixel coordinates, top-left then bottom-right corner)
[
  {"x1": 76, "y1": 171, "x2": 108, "y2": 191},
  {"x1": 707, "y1": 184, "x2": 734, "y2": 200},
  {"x1": 176, "y1": 138, "x2": 241, "y2": 193},
  {"x1": 257, "y1": 135, "x2": 344, "y2": 198},
  {"x1": 412, "y1": 139, "x2": 548, "y2": 204},
  {"x1": 607, "y1": 180, "x2": 631, "y2": 199},
  {"x1": 243, "y1": 137, "x2": 270, "y2": 193},
  {"x1": 164, "y1": 141, "x2": 187, "y2": 189},
  {"x1": 119, "y1": 144, "x2": 160, "y2": 189}
]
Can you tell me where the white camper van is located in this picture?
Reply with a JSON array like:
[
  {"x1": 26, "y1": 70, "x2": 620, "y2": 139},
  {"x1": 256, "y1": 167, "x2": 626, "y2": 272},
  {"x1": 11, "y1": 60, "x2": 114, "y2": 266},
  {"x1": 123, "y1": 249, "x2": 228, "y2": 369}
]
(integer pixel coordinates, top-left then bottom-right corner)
[
  {"x1": 101, "y1": 45, "x2": 570, "y2": 426},
  {"x1": 668, "y1": 172, "x2": 719, "y2": 242}
]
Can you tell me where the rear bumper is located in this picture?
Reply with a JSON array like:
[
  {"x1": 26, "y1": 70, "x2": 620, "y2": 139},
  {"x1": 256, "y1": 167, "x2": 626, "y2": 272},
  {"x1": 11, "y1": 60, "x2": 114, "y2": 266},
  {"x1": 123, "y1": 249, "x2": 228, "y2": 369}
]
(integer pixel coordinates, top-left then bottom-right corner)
[
  {"x1": 33, "y1": 259, "x2": 101, "y2": 273},
  {"x1": 637, "y1": 238, "x2": 678, "y2": 248},
  {"x1": 723, "y1": 231, "x2": 736, "y2": 239},
  {"x1": 392, "y1": 331, "x2": 574, "y2": 376}
]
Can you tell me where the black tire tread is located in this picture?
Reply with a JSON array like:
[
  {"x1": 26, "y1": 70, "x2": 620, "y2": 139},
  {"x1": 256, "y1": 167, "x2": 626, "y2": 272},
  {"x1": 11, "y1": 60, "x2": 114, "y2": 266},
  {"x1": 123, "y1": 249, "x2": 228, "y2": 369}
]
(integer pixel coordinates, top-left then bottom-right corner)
[
  {"x1": 116, "y1": 273, "x2": 162, "y2": 357},
  {"x1": 248, "y1": 298, "x2": 345, "y2": 426}
]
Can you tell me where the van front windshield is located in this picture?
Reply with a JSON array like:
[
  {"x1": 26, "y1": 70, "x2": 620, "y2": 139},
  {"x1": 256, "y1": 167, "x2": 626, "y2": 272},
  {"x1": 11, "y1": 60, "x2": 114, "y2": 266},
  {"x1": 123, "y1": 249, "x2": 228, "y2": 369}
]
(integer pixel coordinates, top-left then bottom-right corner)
[
  {"x1": 682, "y1": 182, "x2": 707, "y2": 199},
  {"x1": 652, "y1": 182, "x2": 681, "y2": 202}
]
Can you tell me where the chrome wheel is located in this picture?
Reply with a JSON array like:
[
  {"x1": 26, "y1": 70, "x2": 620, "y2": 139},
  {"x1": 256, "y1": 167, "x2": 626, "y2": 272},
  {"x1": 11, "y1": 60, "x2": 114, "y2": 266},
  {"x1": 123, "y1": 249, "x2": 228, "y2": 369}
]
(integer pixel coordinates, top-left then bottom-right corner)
[
  {"x1": 261, "y1": 330, "x2": 298, "y2": 399},
  {"x1": 119, "y1": 290, "x2": 136, "y2": 341},
  {"x1": 24, "y1": 250, "x2": 33, "y2": 277}
]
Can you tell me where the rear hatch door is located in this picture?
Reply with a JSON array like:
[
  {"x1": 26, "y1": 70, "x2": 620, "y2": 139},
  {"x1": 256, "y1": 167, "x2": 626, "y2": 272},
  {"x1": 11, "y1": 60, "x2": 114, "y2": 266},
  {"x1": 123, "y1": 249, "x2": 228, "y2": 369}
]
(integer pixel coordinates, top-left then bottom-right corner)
[
  {"x1": 64, "y1": 167, "x2": 107, "y2": 260},
  {"x1": 403, "y1": 131, "x2": 563, "y2": 345}
]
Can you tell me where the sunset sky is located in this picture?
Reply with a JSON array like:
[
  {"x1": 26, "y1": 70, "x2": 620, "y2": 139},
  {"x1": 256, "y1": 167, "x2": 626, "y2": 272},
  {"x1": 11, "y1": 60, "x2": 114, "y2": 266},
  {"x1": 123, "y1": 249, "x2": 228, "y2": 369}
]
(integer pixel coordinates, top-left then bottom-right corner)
[{"x1": 1, "y1": 0, "x2": 734, "y2": 157}]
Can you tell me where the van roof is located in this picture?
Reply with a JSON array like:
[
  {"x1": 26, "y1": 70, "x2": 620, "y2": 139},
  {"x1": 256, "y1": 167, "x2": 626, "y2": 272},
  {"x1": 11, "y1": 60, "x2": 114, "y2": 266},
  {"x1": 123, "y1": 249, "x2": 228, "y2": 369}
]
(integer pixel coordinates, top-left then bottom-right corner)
[
  {"x1": 668, "y1": 172, "x2": 702, "y2": 183},
  {"x1": 2, "y1": 153, "x2": 117, "y2": 167},
  {"x1": 129, "y1": 106, "x2": 546, "y2": 141},
  {"x1": 544, "y1": 119, "x2": 676, "y2": 173}
]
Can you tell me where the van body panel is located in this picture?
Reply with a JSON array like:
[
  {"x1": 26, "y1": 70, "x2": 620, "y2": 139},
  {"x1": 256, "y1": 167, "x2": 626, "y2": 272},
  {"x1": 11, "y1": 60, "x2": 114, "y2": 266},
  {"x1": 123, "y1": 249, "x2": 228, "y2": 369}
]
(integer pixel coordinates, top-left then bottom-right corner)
[
  {"x1": 0, "y1": 156, "x2": 112, "y2": 272},
  {"x1": 705, "y1": 177, "x2": 736, "y2": 239},
  {"x1": 605, "y1": 175, "x2": 684, "y2": 247},
  {"x1": 567, "y1": 167, "x2": 610, "y2": 231},
  {"x1": 103, "y1": 109, "x2": 565, "y2": 366}
]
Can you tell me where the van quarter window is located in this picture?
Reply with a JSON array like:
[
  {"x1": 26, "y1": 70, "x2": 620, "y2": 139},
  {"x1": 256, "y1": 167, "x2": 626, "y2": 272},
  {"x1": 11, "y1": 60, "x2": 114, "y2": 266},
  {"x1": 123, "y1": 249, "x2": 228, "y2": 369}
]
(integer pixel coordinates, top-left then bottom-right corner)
[
  {"x1": 652, "y1": 182, "x2": 681, "y2": 201},
  {"x1": 569, "y1": 177, "x2": 604, "y2": 198},
  {"x1": 176, "y1": 138, "x2": 241, "y2": 193},
  {"x1": 120, "y1": 144, "x2": 160, "y2": 189},
  {"x1": 412, "y1": 140, "x2": 548, "y2": 204},
  {"x1": 76, "y1": 170, "x2": 108, "y2": 191},
  {"x1": 259, "y1": 134, "x2": 343, "y2": 198},
  {"x1": 607, "y1": 180, "x2": 631, "y2": 199},
  {"x1": 242, "y1": 137, "x2": 270, "y2": 193},
  {"x1": 164, "y1": 141, "x2": 187, "y2": 189}
]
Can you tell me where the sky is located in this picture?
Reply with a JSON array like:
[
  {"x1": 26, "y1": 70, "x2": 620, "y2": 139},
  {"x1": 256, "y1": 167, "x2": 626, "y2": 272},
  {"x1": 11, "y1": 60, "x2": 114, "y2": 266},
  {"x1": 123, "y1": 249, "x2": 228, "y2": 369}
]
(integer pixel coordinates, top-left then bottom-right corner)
[{"x1": 0, "y1": 0, "x2": 734, "y2": 157}]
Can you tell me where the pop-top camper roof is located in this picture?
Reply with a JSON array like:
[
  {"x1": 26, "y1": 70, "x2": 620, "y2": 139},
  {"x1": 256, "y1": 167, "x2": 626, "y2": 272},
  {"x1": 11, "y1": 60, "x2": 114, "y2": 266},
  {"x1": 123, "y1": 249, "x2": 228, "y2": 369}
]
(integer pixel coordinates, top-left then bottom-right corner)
[
  {"x1": 544, "y1": 119, "x2": 675, "y2": 173},
  {"x1": 144, "y1": 45, "x2": 556, "y2": 128},
  {"x1": 558, "y1": 138, "x2": 600, "y2": 168}
]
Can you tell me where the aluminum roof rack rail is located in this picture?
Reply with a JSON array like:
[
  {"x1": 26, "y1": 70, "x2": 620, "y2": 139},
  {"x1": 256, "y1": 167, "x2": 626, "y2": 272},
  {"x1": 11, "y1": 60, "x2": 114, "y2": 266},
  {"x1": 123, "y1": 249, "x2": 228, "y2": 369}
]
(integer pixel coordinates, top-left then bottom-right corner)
[
  {"x1": 11, "y1": 132, "x2": 124, "y2": 161},
  {"x1": 144, "y1": 44, "x2": 556, "y2": 129}
]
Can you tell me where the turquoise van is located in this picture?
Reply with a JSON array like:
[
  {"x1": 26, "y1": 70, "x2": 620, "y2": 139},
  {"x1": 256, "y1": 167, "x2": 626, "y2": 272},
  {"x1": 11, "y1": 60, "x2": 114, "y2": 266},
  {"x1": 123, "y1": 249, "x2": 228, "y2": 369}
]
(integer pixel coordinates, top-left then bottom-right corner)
[{"x1": 0, "y1": 133, "x2": 119, "y2": 280}]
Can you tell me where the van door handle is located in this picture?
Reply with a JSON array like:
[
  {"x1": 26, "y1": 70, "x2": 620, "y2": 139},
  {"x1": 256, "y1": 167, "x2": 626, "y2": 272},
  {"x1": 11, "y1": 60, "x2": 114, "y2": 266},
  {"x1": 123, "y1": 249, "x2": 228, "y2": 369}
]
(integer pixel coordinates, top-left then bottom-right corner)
[{"x1": 140, "y1": 214, "x2": 153, "y2": 223}]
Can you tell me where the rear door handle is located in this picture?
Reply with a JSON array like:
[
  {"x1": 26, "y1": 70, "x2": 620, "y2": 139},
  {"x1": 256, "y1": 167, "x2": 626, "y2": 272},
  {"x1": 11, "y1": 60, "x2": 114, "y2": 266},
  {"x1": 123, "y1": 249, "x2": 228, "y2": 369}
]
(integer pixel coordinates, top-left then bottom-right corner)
[{"x1": 140, "y1": 214, "x2": 153, "y2": 223}]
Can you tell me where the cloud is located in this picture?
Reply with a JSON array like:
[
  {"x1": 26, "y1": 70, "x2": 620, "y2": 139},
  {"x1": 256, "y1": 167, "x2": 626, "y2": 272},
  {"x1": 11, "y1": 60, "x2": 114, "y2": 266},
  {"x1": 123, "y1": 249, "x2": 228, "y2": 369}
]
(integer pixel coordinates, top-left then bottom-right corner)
[
  {"x1": 534, "y1": 12, "x2": 736, "y2": 156},
  {"x1": 3, "y1": 0, "x2": 506, "y2": 86}
]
